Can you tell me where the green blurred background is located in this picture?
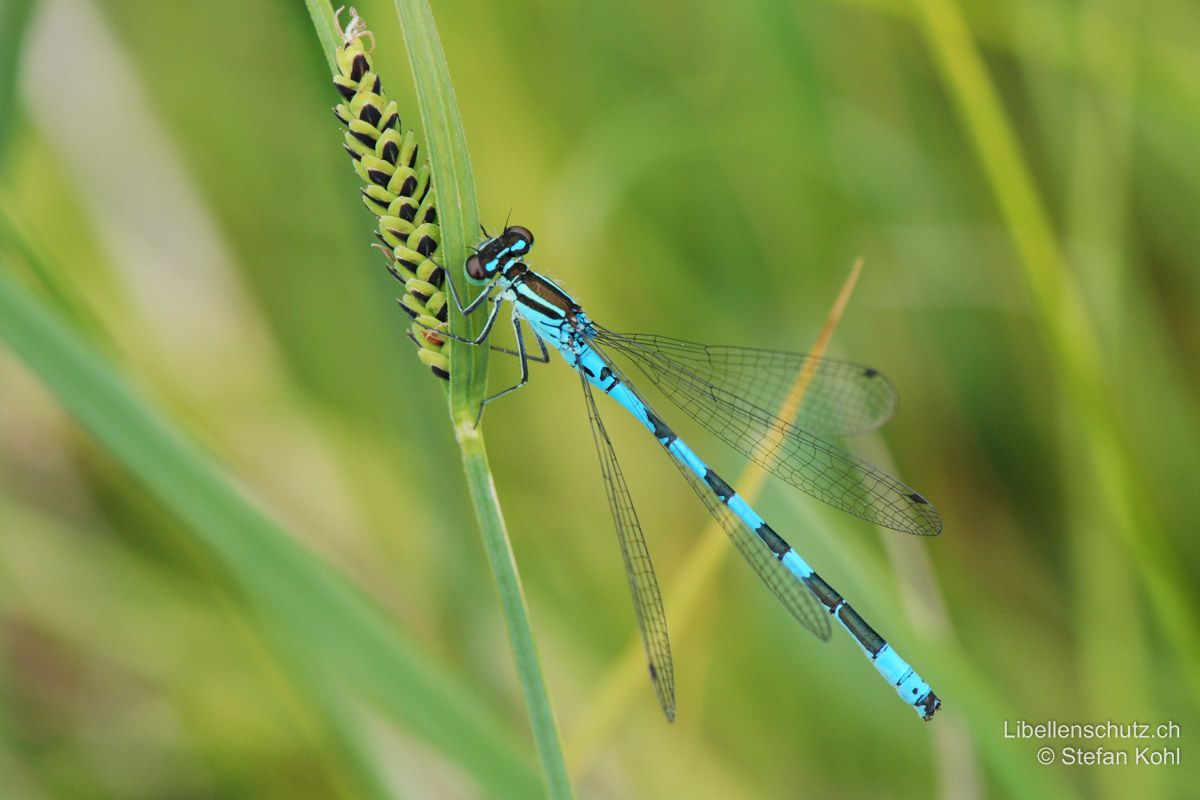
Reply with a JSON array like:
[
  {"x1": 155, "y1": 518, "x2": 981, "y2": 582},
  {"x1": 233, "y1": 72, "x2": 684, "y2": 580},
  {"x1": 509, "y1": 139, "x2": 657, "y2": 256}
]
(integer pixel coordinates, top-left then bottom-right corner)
[{"x1": 2, "y1": 0, "x2": 1198, "y2": 797}]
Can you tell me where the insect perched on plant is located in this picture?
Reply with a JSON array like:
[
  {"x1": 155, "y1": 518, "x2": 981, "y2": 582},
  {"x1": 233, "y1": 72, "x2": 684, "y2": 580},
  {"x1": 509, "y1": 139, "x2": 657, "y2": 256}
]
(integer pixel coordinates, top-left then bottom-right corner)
[{"x1": 423, "y1": 225, "x2": 942, "y2": 721}]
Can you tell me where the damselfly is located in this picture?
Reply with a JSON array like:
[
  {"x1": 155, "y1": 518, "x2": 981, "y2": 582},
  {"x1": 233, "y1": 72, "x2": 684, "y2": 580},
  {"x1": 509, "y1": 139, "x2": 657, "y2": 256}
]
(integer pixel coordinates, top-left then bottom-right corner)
[{"x1": 420, "y1": 225, "x2": 942, "y2": 721}]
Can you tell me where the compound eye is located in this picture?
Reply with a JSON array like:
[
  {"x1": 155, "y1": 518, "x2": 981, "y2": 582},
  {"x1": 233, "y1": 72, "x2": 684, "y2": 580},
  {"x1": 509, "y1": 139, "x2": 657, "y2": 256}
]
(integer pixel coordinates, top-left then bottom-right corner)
[
  {"x1": 466, "y1": 253, "x2": 488, "y2": 279},
  {"x1": 506, "y1": 225, "x2": 534, "y2": 252}
]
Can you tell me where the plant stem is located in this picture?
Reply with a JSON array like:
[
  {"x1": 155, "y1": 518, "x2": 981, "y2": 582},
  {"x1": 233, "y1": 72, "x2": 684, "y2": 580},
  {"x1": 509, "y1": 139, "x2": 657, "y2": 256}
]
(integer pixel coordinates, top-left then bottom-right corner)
[
  {"x1": 307, "y1": 3, "x2": 573, "y2": 792},
  {"x1": 458, "y1": 427, "x2": 573, "y2": 800},
  {"x1": 303, "y1": 0, "x2": 340, "y2": 74},
  {"x1": 387, "y1": 1, "x2": 574, "y2": 794}
]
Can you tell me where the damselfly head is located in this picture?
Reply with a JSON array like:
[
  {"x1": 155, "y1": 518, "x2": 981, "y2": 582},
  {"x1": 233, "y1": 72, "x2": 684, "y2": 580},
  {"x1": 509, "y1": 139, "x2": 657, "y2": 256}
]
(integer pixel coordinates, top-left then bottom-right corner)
[{"x1": 466, "y1": 225, "x2": 535, "y2": 280}]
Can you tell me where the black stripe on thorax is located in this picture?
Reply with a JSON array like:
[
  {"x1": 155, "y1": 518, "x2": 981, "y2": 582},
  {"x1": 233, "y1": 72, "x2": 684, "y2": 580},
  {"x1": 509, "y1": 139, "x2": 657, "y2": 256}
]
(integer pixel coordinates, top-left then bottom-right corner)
[
  {"x1": 514, "y1": 289, "x2": 562, "y2": 320},
  {"x1": 513, "y1": 272, "x2": 578, "y2": 319}
]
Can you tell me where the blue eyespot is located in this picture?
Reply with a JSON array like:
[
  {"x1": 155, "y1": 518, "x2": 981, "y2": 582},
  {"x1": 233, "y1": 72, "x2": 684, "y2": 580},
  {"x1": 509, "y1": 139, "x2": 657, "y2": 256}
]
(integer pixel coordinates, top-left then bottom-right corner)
[{"x1": 506, "y1": 225, "x2": 534, "y2": 253}]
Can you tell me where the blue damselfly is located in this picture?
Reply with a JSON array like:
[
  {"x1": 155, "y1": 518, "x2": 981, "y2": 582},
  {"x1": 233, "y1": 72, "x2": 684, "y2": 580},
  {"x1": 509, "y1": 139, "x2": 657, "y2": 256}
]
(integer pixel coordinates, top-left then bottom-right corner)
[{"x1": 419, "y1": 226, "x2": 942, "y2": 721}]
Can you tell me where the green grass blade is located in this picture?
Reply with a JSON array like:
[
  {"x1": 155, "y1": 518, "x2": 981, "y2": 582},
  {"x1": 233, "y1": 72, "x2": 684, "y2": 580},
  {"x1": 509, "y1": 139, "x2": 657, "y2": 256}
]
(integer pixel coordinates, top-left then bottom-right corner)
[
  {"x1": 388, "y1": 2, "x2": 573, "y2": 796},
  {"x1": 0, "y1": 0, "x2": 36, "y2": 170},
  {"x1": 389, "y1": 0, "x2": 486, "y2": 409},
  {"x1": 454, "y1": 429, "x2": 573, "y2": 800},
  {"x1": 0, "y1": 263, "x2": 541, "y2": 797},
  {"x1": 265, "y1": 627, "x2": 399, "y2": 800},
  {"x1": 0, "y1": 203, "x2": 115, "y2": 354},
  {"x1": 306, "y1": 4, "x2": 569, "y2": 795},
  {"x1": 0, "y1": 495, "x2": 390, "y2": 800},
  {"x1": 303, "y1": 0, "x2": 341, "y2": 75}
]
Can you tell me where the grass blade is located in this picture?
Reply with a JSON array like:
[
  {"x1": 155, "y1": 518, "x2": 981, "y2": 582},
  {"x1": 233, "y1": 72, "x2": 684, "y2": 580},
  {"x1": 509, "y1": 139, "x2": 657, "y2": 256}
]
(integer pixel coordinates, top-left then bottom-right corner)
[
  {"x1": 303, "y1": 0, "x2": 341, "y2": 74},
  {"x1": 389, "y1": 2, "x2": 573, "y2": 796},
  {"x1": 0, "y1": 263, "x2": 540, "y2": 796},
  {"x1": 0, "y1": 0, "x2": 36, "y2": 170},
  {"x1": 305, "y1": 3, "x2": 572, "y2": 795}
]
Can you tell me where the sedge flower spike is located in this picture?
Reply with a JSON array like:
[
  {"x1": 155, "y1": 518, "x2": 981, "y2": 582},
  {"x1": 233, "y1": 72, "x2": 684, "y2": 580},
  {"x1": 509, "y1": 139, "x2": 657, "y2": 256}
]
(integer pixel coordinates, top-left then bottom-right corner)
[{"x1": 333, "y1": 7, "x2": 448, "y2": 379}]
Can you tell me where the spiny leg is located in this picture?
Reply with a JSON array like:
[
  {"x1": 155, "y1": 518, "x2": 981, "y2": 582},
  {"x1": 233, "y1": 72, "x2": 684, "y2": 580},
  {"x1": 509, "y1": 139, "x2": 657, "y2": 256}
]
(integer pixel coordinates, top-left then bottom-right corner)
[
  {"x1": 411, "y1": 293, "x2": 505, "y2": 346},
  {"x1": 473, "y1": 314, "x2": 538, "y2": 426},
  {"x1": 491, "y1": 329, "x2": 550, "y2": 363},
  {"x1": 383, "y1": 246, "x2": 501, "y2": 344}
]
